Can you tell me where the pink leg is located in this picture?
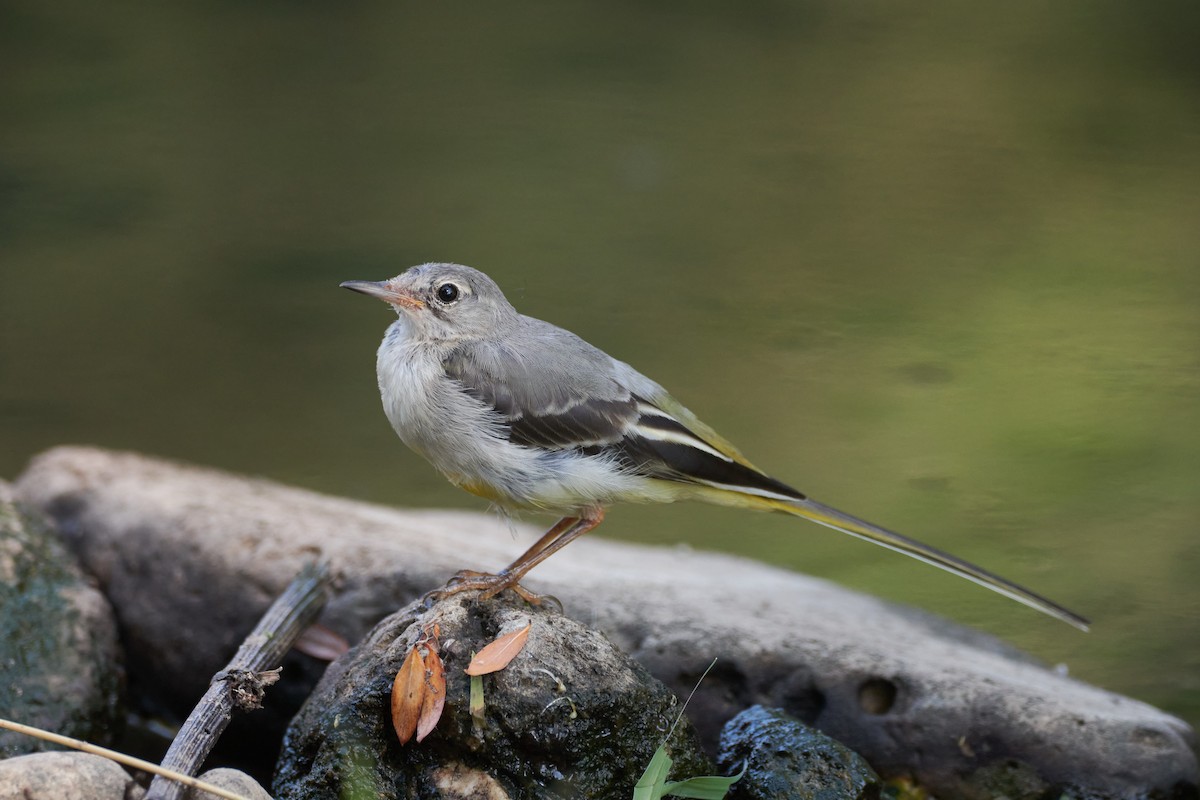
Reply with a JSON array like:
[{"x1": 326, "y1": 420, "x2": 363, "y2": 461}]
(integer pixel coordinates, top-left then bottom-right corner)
[{"x1": 429, "y1": 509, "x2": 606, "y2": 603}]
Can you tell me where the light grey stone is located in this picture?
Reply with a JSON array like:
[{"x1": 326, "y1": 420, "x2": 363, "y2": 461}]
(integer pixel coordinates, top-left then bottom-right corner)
[
  {"x1": 0, "y1": 751, "x2": 143, "y2": 800},
  {"x1": 188, "y1": 767, "x2": 273, "y2": 799},
  {"x1": 13, "y1": 446, "x2": 1198, "y2": 798}
]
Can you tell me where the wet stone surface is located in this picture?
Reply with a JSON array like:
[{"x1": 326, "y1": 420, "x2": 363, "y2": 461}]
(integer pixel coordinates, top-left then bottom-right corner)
[
  {"x1": 0, "y1": 481, "x2": 123, "y2": 758},
  {"x1": 718, "y1": 705, "x2": 881, "y2": 800},
  {"x1": 275, "y1": 592, "x2": 711, "y2": 800}
]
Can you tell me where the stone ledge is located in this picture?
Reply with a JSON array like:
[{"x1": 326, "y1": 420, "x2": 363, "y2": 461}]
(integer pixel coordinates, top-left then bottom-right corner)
[{"x1": 12, "y1": 445, "x2": 1198, "y2": 798}]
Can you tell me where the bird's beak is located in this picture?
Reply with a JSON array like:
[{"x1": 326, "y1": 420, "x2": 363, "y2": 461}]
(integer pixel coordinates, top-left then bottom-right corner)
[{"x1": 340, "y1": 280, "x2": 425, "y2": 310}]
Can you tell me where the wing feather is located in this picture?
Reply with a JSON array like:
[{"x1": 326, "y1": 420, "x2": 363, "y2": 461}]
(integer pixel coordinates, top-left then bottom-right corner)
[
  {"x1": 441, "y1": 327, "x2": 638, "y2": 451},
  {"x1": 441, "y1": 321, "x2": 802, "y2": 500}
]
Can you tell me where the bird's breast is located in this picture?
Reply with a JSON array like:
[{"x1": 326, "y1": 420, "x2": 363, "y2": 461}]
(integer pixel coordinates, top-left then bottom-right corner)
[
  {"x1": 374, "y1": 332, "x2": 534, "y2": 496},
  {"x1": 372, "y1": 327, "x2": 661, "y2": 513},
  {"x1": 376, "y1": 336, "x2": 474, "y2": 454}
]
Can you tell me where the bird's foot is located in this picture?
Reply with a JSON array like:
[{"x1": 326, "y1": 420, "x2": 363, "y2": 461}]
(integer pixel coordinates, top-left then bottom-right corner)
[{"x1": 423, "y1": 569, "x2": 560, "y2": 609}]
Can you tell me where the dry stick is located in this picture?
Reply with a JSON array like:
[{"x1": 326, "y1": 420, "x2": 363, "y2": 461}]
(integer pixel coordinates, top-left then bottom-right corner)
[
  {"x1": 0, "y1": 718, "x2": 249, "y2": 800},
  {"x1": 145, "y1": 561, "x2": 333, "y2": 800}
]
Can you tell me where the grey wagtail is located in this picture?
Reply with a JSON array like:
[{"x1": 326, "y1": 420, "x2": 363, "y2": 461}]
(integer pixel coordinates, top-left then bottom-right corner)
[{"x1": 342, "y1": 263, "x2": 1088, "y2": 630}]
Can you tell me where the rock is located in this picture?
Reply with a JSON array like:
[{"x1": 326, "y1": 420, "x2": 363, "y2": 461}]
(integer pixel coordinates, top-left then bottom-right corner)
[
  {"x1": 188, "y1": 767, "x2": 274, "y2": 799},
  {"x1": 12, "y1": 447, "x2": 1199, "y2": 797},
  {"x1": 718, "y1": 705, "x2": 880, "y2": 800},
  {"x1": 0, "y1": 480, "x2": 123, "y2": 758},
  {"x1": 274, "y1": 592, "x2": 711, "y2": 799},
  {"x1": 0, "y1": 751, "x2": 143, "y2": 800}
]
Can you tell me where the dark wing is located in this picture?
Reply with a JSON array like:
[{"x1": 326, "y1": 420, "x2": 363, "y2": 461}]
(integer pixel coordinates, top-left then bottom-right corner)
[
  {"x1": 507, "y1": 394, "x2": 637, "y2": 450},
  {"x1": 441, "y1": 325, "x2": 639, "y2": 450},
  {"x1": 611, "y1": 398, "x2": 805, "y2": 501},
  {"x1": 443, "y1": 329, "x2": 803, "y2": 500}
]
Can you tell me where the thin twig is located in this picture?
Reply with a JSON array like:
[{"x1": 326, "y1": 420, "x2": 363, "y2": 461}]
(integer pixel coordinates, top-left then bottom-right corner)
[
  {"x1": 0, "y1": 717, "x2": 249, "y2": 800},
  {"x1": 145, "y1": 560, "x2": 333, "y2": 800}
]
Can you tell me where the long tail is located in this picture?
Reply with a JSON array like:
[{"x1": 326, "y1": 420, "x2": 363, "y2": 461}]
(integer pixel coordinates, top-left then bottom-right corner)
[
  {"x1": 770, "y1": 496, "x2": 1090, "y2": 631},
  {"x1": 627, "y1": 392, "x2": 1088, "y2": 630}
]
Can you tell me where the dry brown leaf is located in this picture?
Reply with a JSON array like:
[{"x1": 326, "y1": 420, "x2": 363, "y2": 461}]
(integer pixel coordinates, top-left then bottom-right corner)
[
  {"x1": 391, "y1": 645, "x2": 426, "y2": 744},
  {"x1": 465, "y1": 622, "x2": 531, "y2": 676},
  {"x1": 294, "y1": 623, "x2": 351, "y2": 661},
  {"x1": 415, "y1": 647, "x2": 446, "y2": 742}
]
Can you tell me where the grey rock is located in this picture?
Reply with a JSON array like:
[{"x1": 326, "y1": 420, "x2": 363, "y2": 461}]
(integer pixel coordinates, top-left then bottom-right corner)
[
  {"x1": 718, "y1": 706, "x2": 879, "y2": 800},
  {"x1": 188, "y1": 767, "x2": 274, "y2": 799},
  {"x1": 0, "y1": 480, "x2": 123, "y2": 758},
  {"x1": 0, "y1": 751, "x2": 143, "y2": 800},
  {"x1": 274, "y1": 592, "x2": 711, "y2": 799},
  {"x1": 12, "y1": 446, "x2": 1199, "y2": 797}
]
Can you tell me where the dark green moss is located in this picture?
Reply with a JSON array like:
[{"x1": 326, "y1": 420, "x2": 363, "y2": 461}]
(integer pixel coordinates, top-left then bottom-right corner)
[{"x1": 0, "y1": 496, "x2": 123, "y2": 756}]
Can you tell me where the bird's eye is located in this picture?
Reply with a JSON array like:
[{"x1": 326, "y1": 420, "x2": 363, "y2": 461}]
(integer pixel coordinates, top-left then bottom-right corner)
[{"x1": 435, "y1": 283, "x2": 460, "y2": 304}]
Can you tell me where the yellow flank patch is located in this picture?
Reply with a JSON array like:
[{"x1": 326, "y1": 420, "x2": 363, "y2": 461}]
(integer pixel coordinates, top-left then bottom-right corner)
[{"x1": 455, "y1": 478, "x2": 508, "y2": 504}]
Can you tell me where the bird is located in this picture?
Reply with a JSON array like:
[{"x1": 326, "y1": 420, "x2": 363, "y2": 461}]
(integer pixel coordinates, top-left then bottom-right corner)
[{"x1": 341, "y1": 262, "x2": 1088, "y2": 630}]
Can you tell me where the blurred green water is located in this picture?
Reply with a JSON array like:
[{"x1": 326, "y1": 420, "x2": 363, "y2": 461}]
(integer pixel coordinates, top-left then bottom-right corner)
[{"x1": 2, "y1": 1, "x2": 1198, "y2": 731}]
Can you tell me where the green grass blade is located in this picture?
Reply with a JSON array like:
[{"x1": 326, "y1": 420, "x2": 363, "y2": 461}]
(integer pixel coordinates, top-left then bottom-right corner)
[
  {"x1": 660, "y1": 760, "x2": 746, "y2": 799},
  {"x1": 469, "y1": 673, "x2": 485, "y2": 721},
  {"x1": 632, "y1": 745, "x2": 673, "y2": 800}
]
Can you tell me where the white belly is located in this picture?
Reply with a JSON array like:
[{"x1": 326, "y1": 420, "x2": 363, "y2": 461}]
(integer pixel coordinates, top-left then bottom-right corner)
[{"x1": 375, "y1": 323, "x2": 663, "y2": 513}]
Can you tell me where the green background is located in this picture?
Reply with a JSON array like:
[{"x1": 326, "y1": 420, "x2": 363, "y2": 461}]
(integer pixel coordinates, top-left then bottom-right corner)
[{"x1": 3, "y1": 2, "x2": 1197, "y2": 731}]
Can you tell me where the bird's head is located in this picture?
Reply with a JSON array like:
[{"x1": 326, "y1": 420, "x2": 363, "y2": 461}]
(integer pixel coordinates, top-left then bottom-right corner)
[{"x1": 341, "y1": 263, "x2": 517, "y2": 341}]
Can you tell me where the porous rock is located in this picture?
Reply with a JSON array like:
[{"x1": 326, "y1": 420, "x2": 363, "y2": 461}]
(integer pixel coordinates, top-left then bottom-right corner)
[
  {"x1": 0, "y1": 751, "x2": 143, "y2": 800},
  {"x1": 273, "y1": 592, "x2": 711, "y2": 799},
  {"x1": 0, "y1": 480, "x2": 123, "y2": 758},
  {"x1": 13, "y1": 447, "x2": 1199, "y2": 797},
  {"x1": 717, "y1": 705, "x2": 880, "y2": 800}
]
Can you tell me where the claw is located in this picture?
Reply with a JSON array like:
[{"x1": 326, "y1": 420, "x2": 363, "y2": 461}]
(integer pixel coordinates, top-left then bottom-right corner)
[
  {"x1": 446, "y1": 569, "x2": 488, "y2": 586},
  {"x1": 423, "y1": 571, "x2": 556, "y2": 607}
]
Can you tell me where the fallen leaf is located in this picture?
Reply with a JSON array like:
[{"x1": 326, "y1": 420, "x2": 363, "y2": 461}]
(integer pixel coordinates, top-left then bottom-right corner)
[
  {"x1": 391, "y1": 646, "x2": 426, "y2": 744},
  {"x1": 465, "y1": 623, "x2": 531, "y2": 676},
  {"x1": 415, "y1": 647, "x2": 446, "y2": 742},
  {"x1": 294, "y1": 623, "x2": 351, "y2": 661},
  {"x1": 420, "y1": 623, "x2": 441, "y2": 653}
]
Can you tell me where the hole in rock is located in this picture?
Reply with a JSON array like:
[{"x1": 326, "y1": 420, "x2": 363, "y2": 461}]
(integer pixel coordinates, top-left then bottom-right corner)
[{"x1": 858, "y1": 678, "x2": 897, "y2": 715}]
